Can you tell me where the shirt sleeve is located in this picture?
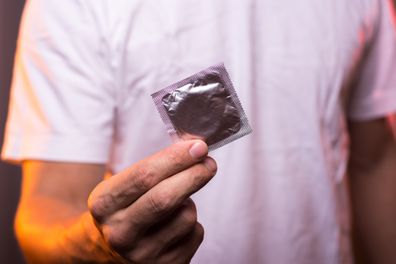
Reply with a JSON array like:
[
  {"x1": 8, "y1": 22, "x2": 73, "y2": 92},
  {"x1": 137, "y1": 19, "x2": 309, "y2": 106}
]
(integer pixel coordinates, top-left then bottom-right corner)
[
  {"x1": 1, "y1": 0, "x2": 115, "y2": 164},
  {"x1": 348, "y1": 0, "x2": 396, "y2": 121}
]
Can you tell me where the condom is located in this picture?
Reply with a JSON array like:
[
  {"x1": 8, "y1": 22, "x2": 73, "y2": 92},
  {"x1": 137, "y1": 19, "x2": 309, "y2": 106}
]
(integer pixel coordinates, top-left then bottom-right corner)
[{"x1": 152, "y1": 63, "x2": 252, "y2": 150}]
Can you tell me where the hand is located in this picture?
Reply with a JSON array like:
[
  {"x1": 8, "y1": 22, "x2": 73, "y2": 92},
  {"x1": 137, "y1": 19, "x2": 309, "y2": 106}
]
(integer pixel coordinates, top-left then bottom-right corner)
[{"x1": 88, "y1": 140, "x2": 217, "y2": 263}]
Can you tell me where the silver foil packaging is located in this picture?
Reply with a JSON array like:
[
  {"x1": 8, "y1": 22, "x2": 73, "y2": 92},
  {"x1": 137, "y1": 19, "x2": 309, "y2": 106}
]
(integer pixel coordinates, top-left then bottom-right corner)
[{"x1": 152, "y1": 63, "x2": 252, "y2": 150}]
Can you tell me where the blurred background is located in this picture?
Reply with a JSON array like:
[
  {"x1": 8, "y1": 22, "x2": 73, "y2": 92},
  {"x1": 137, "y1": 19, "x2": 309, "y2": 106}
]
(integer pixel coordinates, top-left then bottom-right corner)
[{"x1": 1, "y1": 0, "x2": 25, "y2": 263}]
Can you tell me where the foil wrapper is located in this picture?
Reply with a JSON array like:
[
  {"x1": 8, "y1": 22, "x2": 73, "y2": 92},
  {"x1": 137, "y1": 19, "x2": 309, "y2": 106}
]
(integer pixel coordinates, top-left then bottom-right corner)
[{"x1": 152, "y1": 63, "x2": 252, "y2": 150}]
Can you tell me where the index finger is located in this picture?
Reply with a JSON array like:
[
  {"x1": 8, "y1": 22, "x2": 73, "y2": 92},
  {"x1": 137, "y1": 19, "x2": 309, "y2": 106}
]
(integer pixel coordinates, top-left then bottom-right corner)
[{"x1": 89, "y1": 140, "x2": 208, "y2": 215}]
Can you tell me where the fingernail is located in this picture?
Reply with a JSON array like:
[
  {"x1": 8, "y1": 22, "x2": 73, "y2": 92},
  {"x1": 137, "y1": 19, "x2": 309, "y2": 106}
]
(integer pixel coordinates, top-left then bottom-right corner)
[
  {"x1": 203, "y1": 158, "x2": 217, "y2": 173},
  {"x1": 189, "y1": 141, "x2": 208, "y2": 159}
]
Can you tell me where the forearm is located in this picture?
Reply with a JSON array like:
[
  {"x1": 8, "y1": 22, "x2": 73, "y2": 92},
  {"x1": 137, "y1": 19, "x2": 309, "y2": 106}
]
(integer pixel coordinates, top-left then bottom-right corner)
[
  {"x1": 349, "y1": 142, "x2": 396, "y2": 264},
  {"x1": 15, "y1": 197, "x2": 117, "y2": 264}
]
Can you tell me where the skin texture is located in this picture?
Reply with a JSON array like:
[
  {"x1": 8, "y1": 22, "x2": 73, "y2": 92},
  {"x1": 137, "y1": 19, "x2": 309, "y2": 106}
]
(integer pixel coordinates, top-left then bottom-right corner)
[
  {"x1": 349, "y1": 115, "x2": 396, "y2": 264},
  {"x1": 16, "y1": 140, "x2": 217, "y2": 263}
]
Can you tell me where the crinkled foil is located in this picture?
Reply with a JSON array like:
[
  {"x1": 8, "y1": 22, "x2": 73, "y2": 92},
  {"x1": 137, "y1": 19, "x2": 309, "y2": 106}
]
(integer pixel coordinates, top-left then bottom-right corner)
[{"x1": 152, "y1": 63, "x2": 252, "y2": 151}]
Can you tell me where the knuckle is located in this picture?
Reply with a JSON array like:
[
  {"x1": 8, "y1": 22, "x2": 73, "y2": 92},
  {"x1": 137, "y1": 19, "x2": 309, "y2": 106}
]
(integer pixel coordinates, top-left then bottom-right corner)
[
  {"x1": 181, "y1": 203, "x2": 198, "y2": 226},
  {"x1": 88, "y1": 182, "x2": 116, "y2": 222},
  {"x1": 88, "y1": 193, "x2": 110, "y2": 222},
  {"x1": 148, "y1": 190, "x2": 174, "y2": 214},
  {"x1": 195, "y1": 223, "x2": 205, "y2": 244},
  {"x1": 168, "y1": 148, "x2": 185, "y2": 170},
  {"x1": 134, "y1": 164, "x2": 156, "y2": 191}
]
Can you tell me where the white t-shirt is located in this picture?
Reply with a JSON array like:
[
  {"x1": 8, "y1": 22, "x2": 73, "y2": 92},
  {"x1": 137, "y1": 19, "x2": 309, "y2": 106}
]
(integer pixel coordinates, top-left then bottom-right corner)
[{"x1": 3, "y1": 0, "x2": 396, "y2": 263}]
